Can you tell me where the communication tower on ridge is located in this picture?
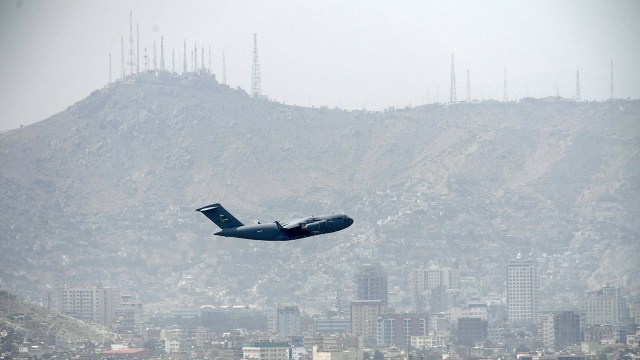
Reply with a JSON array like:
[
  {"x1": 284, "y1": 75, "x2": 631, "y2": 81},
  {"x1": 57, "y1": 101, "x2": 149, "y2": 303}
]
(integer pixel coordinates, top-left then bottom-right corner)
[
  {"x1": 466, "y1": 69, "x2": 470, "y2": 102},
  {"x1": 503, "y1": 67, "x2": 508, "y2": 102},
  {"x1": 252, "y1": 33, "x2": 262, "y2": 98},
  {"x1": 136, "y1": 23, "x2": 140, "y2": 74},
  {"x1": 194, "y1": 42, "x2": 198, "y2": 72},
  {"x1": 128, "y1": 11, "x2": 134, "y2": 76},
  {"x1": 160, "y1": 36, "x2": 165, "y2": 71},
  {"x1": 120, "y1": 35, "x2": 125, "y2": 79},
  {"x1": 449, "y1": 54, "x2": 456, "y2": 103},
  {"x1": 109, "y1": 53, "x2": 112, "y2": 84},
  {"x1": 153, "y1": 40, "x2": 157, "y2": 71},
  {"x1": 183, "y1": 40, "x2": 187, "y2": 74},
  {"x1": 576, "y1": 69, "x2": 581, "y2": 102},
  {"x1": 610, "y1": 59, "x2": 614, "y2": 101},
  {"x1": 222, "y1": 51, "x2": 227, "y2": 85}
]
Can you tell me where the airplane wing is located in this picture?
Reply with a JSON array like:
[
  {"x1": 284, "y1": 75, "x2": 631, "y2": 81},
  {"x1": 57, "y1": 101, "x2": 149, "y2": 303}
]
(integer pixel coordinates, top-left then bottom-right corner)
[{"x1": 283, "y1": 217, "x2": 318, "y2": 229}]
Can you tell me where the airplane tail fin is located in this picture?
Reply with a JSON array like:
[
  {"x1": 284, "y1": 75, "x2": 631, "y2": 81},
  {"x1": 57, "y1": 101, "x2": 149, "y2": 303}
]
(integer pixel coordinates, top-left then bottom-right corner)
[{"x1": 196, "y1": 203, "x2": 244, "y2": 229}]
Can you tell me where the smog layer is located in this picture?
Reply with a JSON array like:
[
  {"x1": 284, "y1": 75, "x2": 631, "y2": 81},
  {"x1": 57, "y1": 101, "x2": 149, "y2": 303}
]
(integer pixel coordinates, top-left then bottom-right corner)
[{"x1": 1, "y1": 74, "x2": 638, "y2": 312}]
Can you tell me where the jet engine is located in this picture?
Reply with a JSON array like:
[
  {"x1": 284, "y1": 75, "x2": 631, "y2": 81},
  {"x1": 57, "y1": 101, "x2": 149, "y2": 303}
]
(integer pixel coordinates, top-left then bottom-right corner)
[{"x1": 302, "y1": 220, "x2": 327, "y2": 233}]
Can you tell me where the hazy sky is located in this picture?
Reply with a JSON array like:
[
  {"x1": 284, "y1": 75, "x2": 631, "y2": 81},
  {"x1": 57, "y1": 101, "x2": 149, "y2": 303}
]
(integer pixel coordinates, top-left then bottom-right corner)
[{"x1": 1, "y1": 0, "x2": 639, "y2": 131}]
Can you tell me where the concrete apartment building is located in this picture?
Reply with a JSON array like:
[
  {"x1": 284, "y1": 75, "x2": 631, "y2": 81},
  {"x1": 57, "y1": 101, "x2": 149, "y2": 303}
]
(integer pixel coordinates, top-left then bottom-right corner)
[
  {"x1": 507, "y1": 257, "x2": 539, "y2": 325},
  {"x1": 376, "y1": 313, "x2": 428, "y2": 349},
  {"x1": 539, "y1": 311, "x2": 582, "y2": 351},
  {"x1": 354, "y1": 264, "x2": 388, "y2": 307},
  {"x1": 583, "y1": 285, "x2": 626, "y2": 325},
  {"x1": 276, "y1": 305, "x2": 302, "y2": 338},
  {"x1": 350, "y1": 300, "x2": 384, "y2": 347},
  {"x1": 57, "y1": 285, "x2": 120, "y2": 325}
]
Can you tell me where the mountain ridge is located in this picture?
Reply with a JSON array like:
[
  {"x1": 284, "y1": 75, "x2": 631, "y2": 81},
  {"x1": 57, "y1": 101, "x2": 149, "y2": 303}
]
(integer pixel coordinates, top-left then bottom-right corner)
[{"x1": 1, "y1": 74, "x2": 638, "y2": 311}]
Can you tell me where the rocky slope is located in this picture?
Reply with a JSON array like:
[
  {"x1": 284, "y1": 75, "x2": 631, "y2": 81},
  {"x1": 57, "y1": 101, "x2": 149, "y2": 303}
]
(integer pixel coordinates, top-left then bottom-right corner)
[{"x1": 0, "y1": 290, "x2": 114, "y2": 345}]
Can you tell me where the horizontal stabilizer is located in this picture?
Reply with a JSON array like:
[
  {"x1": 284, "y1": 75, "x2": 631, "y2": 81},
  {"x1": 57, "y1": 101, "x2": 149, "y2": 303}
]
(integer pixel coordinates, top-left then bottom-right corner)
[{"x1": 196, "y1": 203, "x2": 244, "y2": 229}]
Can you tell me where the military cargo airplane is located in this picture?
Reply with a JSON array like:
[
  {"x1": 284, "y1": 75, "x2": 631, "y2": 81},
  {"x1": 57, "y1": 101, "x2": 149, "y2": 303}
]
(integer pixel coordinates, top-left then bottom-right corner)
[{"x1": 196, "y1": 203, "x2": 353, "y2": 241}]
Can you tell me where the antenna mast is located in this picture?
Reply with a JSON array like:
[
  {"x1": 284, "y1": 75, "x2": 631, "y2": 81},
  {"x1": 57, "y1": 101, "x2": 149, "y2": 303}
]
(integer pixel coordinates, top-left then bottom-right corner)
[
  {"x1": 109, "y1": 53, "x2": 112, "y2": 84},
  {"x1": 251, "y1": 33, "x2": 262, "y2": 98},
  {"x1": 222, "y1": 50, "x2": 227, "y2": 85},
  {"x1": 144, "y1": 48, "x2": 148, "y2": 71},
  {"x1": 466, "y1": 69, "x2": 470, "y2": 102},
  {"x1": 576, "y1": 69, "x2": 581, "y2": 102},
  {"x1": 610, "y1": 59, "x2": 614, "y2": 101},
  {"x1": 183, "y1": 40, "x2": 187, "y2": 74},
  {"x1": 153, "y1": 40, "x2": 157, "y2": 71},
  {"x1": 449, "y1": 54, "x2": 456, "y2": 103},
  {"x1": 160, "y1": 36, "x2": 165, "y2": 71},
  {"x1": 121, "y1": 35, "x2": 125, "y2": 79},
  {"x1": 194, "y1": 42, "x2": 198, "y2": 73},
  {"x1": 136, "y1": 23, "x2": 140, "y2": 73},
  {"x1": 129, "y1": 11, "x2": 134, "y2": 76},
  {"x1": 503, "y1": 67, "x2": 508, "y2": 102}
]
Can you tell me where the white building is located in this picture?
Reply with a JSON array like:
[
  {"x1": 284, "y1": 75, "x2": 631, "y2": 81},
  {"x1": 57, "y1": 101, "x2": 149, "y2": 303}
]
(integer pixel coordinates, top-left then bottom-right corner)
[
  {"x1": 243, "y1": 342, "x2": 290, "y2": 360},
  {"x1": 411, "y1": 330, "x2": 450, "y2": 348},
  {"x1": 583, "y1": 285, "x2": 625, "y2": 325},
  {"x1": 507, "y1": 257, "x2": 539, "y2": 325},
  {"x1": 311, "y1": 345, "x2": 362, "y2": 360},
  {"x1": 164, "y1": 339, "x2": 181, "y2": 353},
  {"x1": 57, "y1": 286, "x2": 120, "y2": 325}
]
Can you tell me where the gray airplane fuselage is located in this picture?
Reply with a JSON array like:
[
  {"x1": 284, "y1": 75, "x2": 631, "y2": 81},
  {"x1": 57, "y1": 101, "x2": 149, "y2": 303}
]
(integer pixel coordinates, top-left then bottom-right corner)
[
  {"x1": 196, "y1": 203, "x2": 353, "y2": 241},
  {"x1": 216, "y1": 214, "x2": 353, "y2": 241}
]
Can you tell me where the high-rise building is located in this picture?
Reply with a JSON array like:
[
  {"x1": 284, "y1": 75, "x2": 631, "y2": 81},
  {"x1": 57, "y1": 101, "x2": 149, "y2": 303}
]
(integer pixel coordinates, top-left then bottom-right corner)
[
  {"x1": 114, "y1": 294, "x2": 144, "y2": 333},
  {"x1": 57, "y1": 286, "x2": 120, "y2": 325},
  {"x1": 507, "y1": 257, "x2": 539, "y2": 325},
  {"x1": 376, "y1": 313, "x2": 428, "y2": 349},
  {"x1": 410, "y1": 267, "x2": 459, "y2": 313},
  {"x1": 354, "y1": 264, "x2": 388, "y2": 307},
  {"x1": 276, "y1": 305, "x2": 302, "y2": 338},
  {"x1": 583, "y1": 285, "x2": 625, "y2": 325},
  {"x1": 539, "y1": 311, "x2": 582, "y2": 351},
  {"x1": 411, "y1": 267, "x2": 459, "y2": 291},
  {"x1": 350, "y1": 300, "x2": 384, "y2": 347}
]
